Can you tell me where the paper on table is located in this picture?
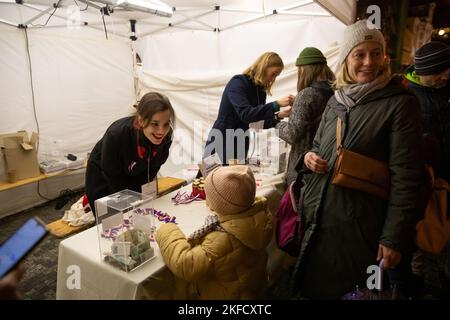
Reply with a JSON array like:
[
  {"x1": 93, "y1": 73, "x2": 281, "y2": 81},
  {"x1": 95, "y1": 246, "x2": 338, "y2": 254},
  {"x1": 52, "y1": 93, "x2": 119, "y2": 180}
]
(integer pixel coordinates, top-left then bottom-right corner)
[
  {"x1": 102, "y1": 213, "x2": 123, "y2": 231},
  {"x1": 133, "y1": 213, "x2": 153, "y2": 235}
]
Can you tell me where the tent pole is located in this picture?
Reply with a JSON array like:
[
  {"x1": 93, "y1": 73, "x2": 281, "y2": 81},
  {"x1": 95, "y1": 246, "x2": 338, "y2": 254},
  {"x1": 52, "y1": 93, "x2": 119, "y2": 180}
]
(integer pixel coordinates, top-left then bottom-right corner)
[
  {"x1": 219, "y1": 8, "x2": 263, "y2": 14},
  {"x1": 141, "y1": 9, "x2": 215, "y2": 36},
  {"x1": 279, "y1": 0, "x2": 315, "y2": 11},
  {"x1": 144, "y1": 24, "x2": 212, "y2": 34},
  {"x1": 77, "y1": 0, "x2": 103, "y2": 10},
  {"x1": 137, "y1": 21, "x2": 169, "y2": 27},
  {"x1": 220, "y1": 14, "x2": 267, "y2": 32},
  {"x1": 0, "y1": 18, "x2": 17, "y2": 27},
  {"x1": 219, "y1": 1, "x2": 319, "y2": 32},
  {"x1": 21, "y1": 3, "x2": 86, "y2": 27},
  {"x1": 19, "y1": 3, "x2": 128, "y2": 39},
  {"x1": 22, "y1": 5, "x2": 55, "y2": 26},
  {"x1": 177, "y1": 11, "x2": 215, "y2": 30},
  {"x1": 277, "y1": 11, "x2": 330, "y2": 17},
  {"x1": 88, "y1": 24, "x2": 129, "y2": 39}
]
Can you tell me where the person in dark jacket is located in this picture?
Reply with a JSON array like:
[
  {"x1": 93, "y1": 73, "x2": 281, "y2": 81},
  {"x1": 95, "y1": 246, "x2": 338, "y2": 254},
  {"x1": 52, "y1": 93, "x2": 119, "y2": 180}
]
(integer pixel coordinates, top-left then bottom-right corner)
[
  {"x1": 291, "y1": 20, "x2": 424, "y2": 299},
  {"x1": 276, "y1": 47, "x2": 335, "y2": 185},
  {"x1": 85, "y1": 92, "x2": 175, "y2": 214},
  {"x1": 403, "y1": 41, "x2": 450, "y2": 181},
  {"x1": 204, "y1": 52, "x2": 294, "y2": 165},
  {"x1": 404, "y1": 41, "x2": 450, "y2": 299}
]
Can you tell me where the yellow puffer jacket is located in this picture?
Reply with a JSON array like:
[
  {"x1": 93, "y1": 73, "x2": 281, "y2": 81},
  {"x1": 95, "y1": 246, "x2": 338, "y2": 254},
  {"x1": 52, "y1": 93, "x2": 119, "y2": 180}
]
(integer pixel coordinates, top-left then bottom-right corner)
[{"x1": 156, "y1": 196, "x2": 272, "y2": 300}]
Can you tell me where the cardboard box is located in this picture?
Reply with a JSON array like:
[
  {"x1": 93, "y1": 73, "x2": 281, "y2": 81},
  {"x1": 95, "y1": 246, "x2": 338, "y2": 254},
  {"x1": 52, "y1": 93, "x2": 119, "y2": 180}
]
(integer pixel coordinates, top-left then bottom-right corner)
[{"x1": 0, "y1": 131, "x2": 40, "y2": 182}]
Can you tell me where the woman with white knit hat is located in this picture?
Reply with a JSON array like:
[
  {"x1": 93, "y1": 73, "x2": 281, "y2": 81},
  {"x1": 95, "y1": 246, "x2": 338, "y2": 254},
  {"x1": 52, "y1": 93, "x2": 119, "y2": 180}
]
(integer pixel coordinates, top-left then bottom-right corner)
[{"x1": 289, "y1": 20, "x2": 424, "y2": 299}]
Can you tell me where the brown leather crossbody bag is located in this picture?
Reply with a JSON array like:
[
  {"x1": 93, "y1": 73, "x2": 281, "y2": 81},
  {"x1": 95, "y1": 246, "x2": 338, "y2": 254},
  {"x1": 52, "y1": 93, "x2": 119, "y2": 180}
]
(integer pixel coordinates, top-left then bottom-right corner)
[{"x1": 331, "y1": 116, "x2": 390, "y2": 199}]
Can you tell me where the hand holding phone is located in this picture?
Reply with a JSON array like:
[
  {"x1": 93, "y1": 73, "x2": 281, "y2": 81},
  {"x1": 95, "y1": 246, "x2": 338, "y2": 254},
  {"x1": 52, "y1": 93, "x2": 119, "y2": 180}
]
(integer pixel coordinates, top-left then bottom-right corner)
[
  {"x1": 0, "y1": 264, "x2": 25, "y2": 299},
  {"x1": 0, "y1": 217, "x2": 48, "y2": 279}
]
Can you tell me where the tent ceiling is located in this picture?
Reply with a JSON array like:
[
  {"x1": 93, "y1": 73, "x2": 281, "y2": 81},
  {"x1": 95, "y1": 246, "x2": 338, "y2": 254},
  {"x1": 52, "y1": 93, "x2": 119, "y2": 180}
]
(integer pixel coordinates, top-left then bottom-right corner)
[{"x1": 0, "y1": 0, "x2": 354, "y2": 38}]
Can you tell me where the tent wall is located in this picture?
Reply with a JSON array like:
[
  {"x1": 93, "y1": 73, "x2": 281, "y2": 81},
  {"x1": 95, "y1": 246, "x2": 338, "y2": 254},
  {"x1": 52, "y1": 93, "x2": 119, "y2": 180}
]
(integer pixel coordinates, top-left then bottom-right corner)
[
  {"x1": 137, "y1": 16, "x2": 344, "y2": 176},
  {"x1": 0, "y1": 24, "x2": 136, "y2": 163}
]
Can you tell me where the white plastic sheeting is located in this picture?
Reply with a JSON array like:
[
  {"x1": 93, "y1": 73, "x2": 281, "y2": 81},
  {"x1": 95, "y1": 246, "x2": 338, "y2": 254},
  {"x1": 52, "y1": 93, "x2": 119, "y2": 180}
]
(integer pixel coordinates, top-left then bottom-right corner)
[
  {"x1": 137, "y1": 16, "x2": 344, "y2": 176},
  {"x1": 0, "y1": 24, "x2": 135, "y2": 161}
]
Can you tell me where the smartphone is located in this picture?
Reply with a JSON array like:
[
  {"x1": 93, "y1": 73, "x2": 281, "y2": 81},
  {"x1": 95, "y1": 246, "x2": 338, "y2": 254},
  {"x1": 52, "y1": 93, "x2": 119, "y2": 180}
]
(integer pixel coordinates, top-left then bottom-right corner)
[{"x1": 0, "y1": 217, "x2": 48, "y2": 278}]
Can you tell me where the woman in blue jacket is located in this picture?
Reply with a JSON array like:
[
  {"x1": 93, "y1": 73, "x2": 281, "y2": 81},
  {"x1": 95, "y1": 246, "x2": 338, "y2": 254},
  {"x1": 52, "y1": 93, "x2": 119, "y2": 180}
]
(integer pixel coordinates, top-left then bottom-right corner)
[{"x1": 204, "y1": 52, "x2": 293, "y2": 165}]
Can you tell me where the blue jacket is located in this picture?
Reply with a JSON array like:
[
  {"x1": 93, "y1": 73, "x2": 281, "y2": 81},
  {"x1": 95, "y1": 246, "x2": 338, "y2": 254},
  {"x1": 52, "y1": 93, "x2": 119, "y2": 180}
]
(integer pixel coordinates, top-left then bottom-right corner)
[{"x1": 204, "y1": 74, "x2": 278, "y2": 164}]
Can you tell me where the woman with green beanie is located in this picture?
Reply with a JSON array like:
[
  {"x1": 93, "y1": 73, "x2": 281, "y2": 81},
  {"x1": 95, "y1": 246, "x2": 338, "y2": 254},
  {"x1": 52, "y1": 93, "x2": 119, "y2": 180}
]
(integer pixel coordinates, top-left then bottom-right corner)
[{"x1": 276, "y1": 47, "x2": 335, "y2": 185}]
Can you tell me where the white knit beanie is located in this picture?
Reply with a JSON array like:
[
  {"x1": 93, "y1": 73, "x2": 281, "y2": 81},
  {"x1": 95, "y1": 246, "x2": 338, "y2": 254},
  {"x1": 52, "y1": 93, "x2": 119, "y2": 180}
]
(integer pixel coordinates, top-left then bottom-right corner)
[
  {"x1": 205, "y1": 165, "x2": 256, "y2": 216},
  {"x1": 338, "y1": 19, "x2": 385, "y2": 65}
]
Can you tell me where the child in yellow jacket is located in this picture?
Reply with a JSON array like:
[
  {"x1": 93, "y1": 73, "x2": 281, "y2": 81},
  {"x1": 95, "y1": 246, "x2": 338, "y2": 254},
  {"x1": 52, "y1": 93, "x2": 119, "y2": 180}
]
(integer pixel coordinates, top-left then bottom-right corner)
[{"x1": 156, "y1": 165, "x2": 272, "y2": 299}]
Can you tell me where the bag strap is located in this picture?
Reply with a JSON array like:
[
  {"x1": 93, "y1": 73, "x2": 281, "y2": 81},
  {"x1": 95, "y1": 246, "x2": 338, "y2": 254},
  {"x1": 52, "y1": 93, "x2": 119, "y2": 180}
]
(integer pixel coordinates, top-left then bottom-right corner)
[
  {"x1": 288, "y1": 182, "x2": 298, "y2": 212},
  {"x1": 425, "y1": 165, "x2": 450, "y2": 191},
  {"x1": 425, "y1": 165, "x2": 435, "y2": 186},
  {"x1": 336, "y1": 116, "x2": 343, "y2": 154}
]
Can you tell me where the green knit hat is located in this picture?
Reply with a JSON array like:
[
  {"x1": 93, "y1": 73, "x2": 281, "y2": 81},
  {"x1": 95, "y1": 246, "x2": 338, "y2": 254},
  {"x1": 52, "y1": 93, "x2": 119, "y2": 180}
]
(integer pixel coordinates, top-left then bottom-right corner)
[{"x1": 296, "y1": 47, "x2": 327, "y2": 66}]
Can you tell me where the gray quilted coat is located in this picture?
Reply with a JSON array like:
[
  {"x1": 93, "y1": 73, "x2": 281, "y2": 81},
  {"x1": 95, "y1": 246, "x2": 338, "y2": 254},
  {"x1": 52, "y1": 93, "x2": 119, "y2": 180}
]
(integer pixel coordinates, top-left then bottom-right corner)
[{"x1": 276, "y1": 81, "x2": 333, "y2": 185}]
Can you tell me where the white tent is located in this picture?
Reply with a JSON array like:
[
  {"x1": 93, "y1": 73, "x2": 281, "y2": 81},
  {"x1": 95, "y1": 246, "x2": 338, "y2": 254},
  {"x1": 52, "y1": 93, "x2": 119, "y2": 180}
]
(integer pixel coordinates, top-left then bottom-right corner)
[{"x1": 0, "y1": 0, "x2": 353, "y2": 214}]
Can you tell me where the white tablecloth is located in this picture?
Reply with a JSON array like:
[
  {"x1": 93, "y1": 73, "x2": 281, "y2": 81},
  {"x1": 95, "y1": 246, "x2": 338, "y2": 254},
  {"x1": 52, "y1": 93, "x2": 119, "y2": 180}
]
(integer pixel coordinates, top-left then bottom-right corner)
[{"x1": 56, "y1": 173, "x2": 287, "y2": 300}]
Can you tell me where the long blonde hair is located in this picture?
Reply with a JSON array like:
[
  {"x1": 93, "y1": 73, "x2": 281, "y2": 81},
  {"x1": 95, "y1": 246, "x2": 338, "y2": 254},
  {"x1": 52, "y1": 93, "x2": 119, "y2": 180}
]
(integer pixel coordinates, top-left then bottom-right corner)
[
  {"x1": 334, "y1": 59, "x2": 391, "y2": 89},
  {"x1": 297, "y1": 64, "x2": 335, "y2": 92},
  {"x1": 243, "y1": 52, "x2": 284, "y2": 95}
]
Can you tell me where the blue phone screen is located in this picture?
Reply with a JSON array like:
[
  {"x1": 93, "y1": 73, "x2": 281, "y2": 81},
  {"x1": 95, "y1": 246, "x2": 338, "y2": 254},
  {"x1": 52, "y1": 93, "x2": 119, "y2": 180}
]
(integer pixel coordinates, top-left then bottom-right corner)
[{"x1": 0, "y1": 218, "x2": 47, "y2": 278}]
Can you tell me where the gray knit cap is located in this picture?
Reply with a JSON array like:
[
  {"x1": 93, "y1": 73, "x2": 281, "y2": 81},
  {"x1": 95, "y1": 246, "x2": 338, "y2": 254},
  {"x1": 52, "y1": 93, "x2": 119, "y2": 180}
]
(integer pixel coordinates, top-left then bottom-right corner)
[{"x1": 338, "y1": 19, "x2": 385, "y2": 65}]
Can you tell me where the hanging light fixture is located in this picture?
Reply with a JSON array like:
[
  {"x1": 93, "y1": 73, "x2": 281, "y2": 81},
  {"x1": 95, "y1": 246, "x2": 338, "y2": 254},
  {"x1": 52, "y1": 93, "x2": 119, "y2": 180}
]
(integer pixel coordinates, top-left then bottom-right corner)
[
  {"x1": 12, "y1": 0, "x2": 173, "y2": 17},
  {"x1": 95, "y1": 0, "x2": 173, "y2": 17}
]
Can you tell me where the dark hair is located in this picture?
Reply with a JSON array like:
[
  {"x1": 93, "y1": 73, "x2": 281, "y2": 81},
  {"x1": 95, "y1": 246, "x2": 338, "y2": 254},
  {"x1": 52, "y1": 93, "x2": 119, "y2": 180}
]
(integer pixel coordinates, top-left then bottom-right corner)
[
  {"x1": 297, "y1": 64, "x2": 335, "y2": 92},
  {"x1": 134, "y1": 92, "x2": 175, "y2": 131}
]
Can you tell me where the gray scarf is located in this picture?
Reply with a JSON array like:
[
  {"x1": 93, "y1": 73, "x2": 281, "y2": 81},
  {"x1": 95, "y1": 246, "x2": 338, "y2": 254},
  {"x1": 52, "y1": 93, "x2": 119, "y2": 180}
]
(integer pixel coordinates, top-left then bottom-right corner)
[
  {"x1": 335, "y1": 73, "x2": 392, "y2": 109},
  {"x1": 187, "y1": 214, "x2": 225, "y2": 242}
]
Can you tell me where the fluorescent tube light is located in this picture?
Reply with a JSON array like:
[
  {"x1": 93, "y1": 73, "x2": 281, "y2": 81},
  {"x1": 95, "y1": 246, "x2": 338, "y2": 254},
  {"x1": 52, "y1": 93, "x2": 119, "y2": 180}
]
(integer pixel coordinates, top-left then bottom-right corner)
[{"x1": 101, "y1": 0, "x2": 173, "y2": 17}]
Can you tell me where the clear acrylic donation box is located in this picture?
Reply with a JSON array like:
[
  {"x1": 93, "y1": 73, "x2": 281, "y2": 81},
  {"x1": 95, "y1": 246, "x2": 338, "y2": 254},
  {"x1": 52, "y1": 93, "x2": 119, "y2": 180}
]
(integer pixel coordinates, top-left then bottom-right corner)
[{"x1": 95, "y1": 189, "x2": 156, "y2": 272}]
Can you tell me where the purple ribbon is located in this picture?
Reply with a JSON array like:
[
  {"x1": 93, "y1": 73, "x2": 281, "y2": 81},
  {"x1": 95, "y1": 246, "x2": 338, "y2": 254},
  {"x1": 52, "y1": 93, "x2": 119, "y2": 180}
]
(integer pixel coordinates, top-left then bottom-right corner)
[
  {"x1": 101, "y1": 218, "x2": 133, "y2": 241},
  {"x1": 101, "y1": 208, "x2": 177, "y2": 240},
  {"x1": 171, "y1": 191, "x2": 202, "y2": 205}
]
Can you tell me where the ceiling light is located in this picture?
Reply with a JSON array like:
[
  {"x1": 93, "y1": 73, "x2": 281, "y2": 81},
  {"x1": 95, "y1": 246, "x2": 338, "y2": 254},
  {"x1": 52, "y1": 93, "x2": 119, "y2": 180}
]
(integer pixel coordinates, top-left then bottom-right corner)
[
  {"x1": 438, "y1": 29, "x2": 445, "y2": 36},
  {"x1": 95, "y1": 0, "x2": 173, "y2": 17}
]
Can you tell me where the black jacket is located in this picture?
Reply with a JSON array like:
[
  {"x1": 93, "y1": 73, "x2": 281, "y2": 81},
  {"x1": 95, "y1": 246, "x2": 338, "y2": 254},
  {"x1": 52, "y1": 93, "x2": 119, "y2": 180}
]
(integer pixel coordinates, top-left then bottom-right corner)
[
  {"x1": 85, "y1": 116, "x2": 172, "y2": 213},
  {"x1": 406, "y1": 78, "x2": 450, "y2": 180}
]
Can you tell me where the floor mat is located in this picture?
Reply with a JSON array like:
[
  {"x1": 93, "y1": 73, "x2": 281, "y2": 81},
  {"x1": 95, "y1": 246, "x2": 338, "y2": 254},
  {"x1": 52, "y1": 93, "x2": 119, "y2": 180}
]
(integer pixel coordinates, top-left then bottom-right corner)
[{"x1": 46, "y1": 219, "x2": 92, "y2": 238}]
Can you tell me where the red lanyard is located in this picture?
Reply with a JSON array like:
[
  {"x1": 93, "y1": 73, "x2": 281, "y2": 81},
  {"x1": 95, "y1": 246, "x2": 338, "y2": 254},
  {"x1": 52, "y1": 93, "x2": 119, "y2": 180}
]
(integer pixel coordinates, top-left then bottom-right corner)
[{"x1": 137, "y1": 129, "x2": 159, "y2": 183}]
